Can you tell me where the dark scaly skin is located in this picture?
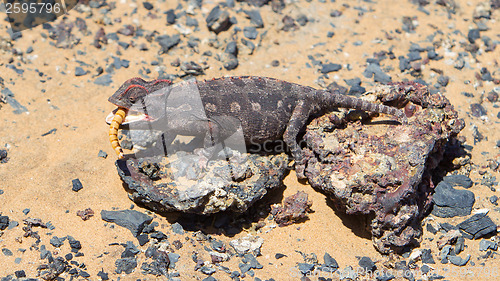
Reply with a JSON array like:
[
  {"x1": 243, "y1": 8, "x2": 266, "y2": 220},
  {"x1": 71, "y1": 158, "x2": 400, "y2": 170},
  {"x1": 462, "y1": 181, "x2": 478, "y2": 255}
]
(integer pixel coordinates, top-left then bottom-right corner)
[{"x1": 108, "y1": 76, "x2": 408, "y2": 178}]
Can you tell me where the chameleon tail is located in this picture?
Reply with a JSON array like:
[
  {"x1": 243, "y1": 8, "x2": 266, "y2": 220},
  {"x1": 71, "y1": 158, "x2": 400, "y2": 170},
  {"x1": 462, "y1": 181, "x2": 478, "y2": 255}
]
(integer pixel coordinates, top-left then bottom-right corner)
[
  {"x1": 109, "y1": 108, "x2": 128, "y2": 159},
  {"x1": 323, "y1": 90, "x2": 408, "y2": 124}
]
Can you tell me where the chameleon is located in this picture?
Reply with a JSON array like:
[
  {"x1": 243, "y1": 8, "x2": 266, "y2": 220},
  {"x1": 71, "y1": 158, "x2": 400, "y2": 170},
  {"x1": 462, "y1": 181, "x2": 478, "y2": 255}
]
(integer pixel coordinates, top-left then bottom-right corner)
[{"x1": 106, "y1": 76, "x2": 408, "y2": 179}]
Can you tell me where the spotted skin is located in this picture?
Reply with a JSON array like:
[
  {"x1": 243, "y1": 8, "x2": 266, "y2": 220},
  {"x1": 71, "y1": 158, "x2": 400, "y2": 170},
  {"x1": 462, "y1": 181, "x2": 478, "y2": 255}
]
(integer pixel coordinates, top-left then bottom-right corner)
[{"x1": 108, "y1": 76, "x2": 408, "y2": 178}]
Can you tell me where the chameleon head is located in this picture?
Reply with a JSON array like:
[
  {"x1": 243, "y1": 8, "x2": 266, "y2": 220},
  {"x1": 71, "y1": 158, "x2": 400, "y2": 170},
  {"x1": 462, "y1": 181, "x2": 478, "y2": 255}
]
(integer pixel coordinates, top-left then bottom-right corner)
[{"x1": 106, "y1": 78, "x2": 172, "y2": 159}]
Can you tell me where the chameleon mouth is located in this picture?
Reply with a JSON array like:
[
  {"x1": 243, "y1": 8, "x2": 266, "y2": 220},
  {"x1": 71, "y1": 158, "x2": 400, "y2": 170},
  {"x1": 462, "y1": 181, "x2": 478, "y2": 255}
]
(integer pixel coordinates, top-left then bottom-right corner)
[{"x1": 105, "y1": 108, "x2": 154, "y2": 125}]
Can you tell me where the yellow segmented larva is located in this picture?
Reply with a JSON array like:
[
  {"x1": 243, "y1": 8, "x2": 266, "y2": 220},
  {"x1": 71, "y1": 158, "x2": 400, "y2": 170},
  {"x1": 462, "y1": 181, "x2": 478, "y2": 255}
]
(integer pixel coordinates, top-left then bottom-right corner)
[{"x1": 109, "y1": 108, "x2": 128, "y2": 159}]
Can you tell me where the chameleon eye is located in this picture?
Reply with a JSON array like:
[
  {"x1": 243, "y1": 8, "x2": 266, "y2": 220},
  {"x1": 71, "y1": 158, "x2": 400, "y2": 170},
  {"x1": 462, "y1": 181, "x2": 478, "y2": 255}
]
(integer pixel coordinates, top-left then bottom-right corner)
[{"x1": 129, "y1": 97, "x2": 136, "y2": 103}]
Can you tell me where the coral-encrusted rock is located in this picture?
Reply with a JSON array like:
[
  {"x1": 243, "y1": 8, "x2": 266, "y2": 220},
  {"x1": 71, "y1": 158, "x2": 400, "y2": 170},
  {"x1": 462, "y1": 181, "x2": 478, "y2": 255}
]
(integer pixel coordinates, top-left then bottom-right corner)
[
  {"x1": 116, "y1": 152, "x2": 289, "y2": 215},
  {"x1": 303, "y1": 82, "x2": 464, "y2": 253}
]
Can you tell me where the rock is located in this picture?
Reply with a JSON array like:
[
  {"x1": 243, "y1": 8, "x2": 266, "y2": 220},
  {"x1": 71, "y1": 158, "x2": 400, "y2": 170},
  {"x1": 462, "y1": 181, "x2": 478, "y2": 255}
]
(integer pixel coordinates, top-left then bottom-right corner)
[
  {"x1": 244, "y1": 10, "x2": 264, "y2": 28},
  {"x1": 74, "y1": 67, "x2": 87, "y2": 76},
  {"x1": 156, "y1": 35, "x2": 181, "y2": 54},
  {"x1": 143, "y1": 2, "x2": 153, "y2": 10},
  {"x1": 206, "y1": 6, "x2": 231, "y2": 34},
  {"x1": 304, "y1": 82, "x2": 464, "y2": 253},
  {"x1": 457, "y1": 213, "x2": 497, "y2": 239},
  {"x1": 71, "y1": 179, "x2": 83, "y2": 192},
  {"x1": 297, "y1": 263, "x2": 314, "y2": 275},
  {"x1": 479, "y1": 239, "x2": 497, "y2": 251},
  {"x1": 2, "y1": 248, "x2": 13, "y2": 256},
  {"x1": 243, "y1": 26, "x2": 258, "y2": 40},
  {"x1": 436, "y1": 229, "x2": 461, "y2": 249},
  {"x1": 171, "y1": 222, "x2": 184, "y2": 234},
  {"x1": 38, "y1": 257, "x2": 68, "y2": 280},
  {"x1": 0, "y1": 216, "x2": 9, "y2": 230},
  {"x1": 275, "y1": 253, "x2": 286, "y2": 259},
  {"x1": 271, "y1": 191, "x2": 313, "y2": 226},
  {"x1": 116, "y1": 152, "x2": 289, "y2": 215},
  {"x1": 454, "y1": 237, "x2": 465, "y2": 254},
  {"x1": 442, "y1": 175, "x2": 473, "y2": 189},
  {"x1": 468, "y1": 29, "x2": 481, "y2": 43},
  {"x1": 101, "y1": 209, "x2": 153, "y2": 237},
  {"x1": 115, "y1": 257, "x2": 137, "y2": 274},
  {"x1": 363, "y1": 63, "x2": 392, "y2": 83},
  {"x1": 98, "y1": 150, "x2": 108, "y2": 158},
  {"x1": 230, "y1": 235, "x2": 263, "y2": 256},
  {"x1": 97, "y1": 270, "x2": 109, "y2": 280},
  {"x1": 320, "y1": 63, "x2": 342, "y2": 74},
  {"x1": 50, "y1": 236, "x2": 65, "y2": 248},
  {"x1": 470, "y1": 103, "x2": 487, "y2": 117},
  {"x1": 432, "y1": 181, "x2": 475, "y2": 218},
  {"x1": 447, "y1": 254, "x2": 470, "y2": 266},
  {"x1": 323, "y1": 253, "x2": 339, "y2": 271},
  {"x1": 76, "y1": 208, "x2": 94, "y2": 221},
  {"x1": 121, "y1": 241, "x2": 140, "y2": 258},
  {"x1": 358, "y1": 256, "x2": 376, "y2": 272},
  {"x1": 94, "y1": 74, "x2": 113, "y2": 86},
  {"x1": 0, "y1": 149, "x2": 7, "y2": 163},
  {"x1": 166, "y1": 9, "x2": 176, "y2": 25}
]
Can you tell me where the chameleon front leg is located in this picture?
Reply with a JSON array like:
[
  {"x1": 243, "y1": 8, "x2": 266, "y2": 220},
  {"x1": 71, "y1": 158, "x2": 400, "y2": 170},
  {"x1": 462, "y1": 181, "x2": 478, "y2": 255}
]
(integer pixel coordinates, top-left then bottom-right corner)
[{"x1": 283, "y1": 100, "x2": 311, "y2": 180}]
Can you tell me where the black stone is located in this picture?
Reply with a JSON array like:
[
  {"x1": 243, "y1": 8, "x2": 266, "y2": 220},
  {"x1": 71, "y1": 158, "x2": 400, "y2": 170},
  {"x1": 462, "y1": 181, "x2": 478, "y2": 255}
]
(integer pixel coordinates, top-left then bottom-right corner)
[
  {"x1": 79, "y1": 271, "x2": 91, "y2": 278},
  {"x1": 320, "y1": 63, "x2": 342, "y2": 74},
  {"x1": 98, "y1": 150, "x2": 108, "y2": 158},
  {"x1": 206, "y1": 6, "x2": 231, "y2": 34},
  {"x1": 275, "y1": 253, "x2": 286, "y2": 259},
  {"x1": 98, "y1": 269, "x2": 109, "y2": 280},
  {"x1": 431, "y1": 181, "x2": 475, "y2": 218},
  {"x1": 150, "y1": 231, "x2": 167, "y2": 241},
  {"x1": 14, "y1": 270, "x2": 26, "y2": 278},
  {"x1": 94, "y1": 74, "x2": 113, "y2": 86},
  {"x1": 242, "y1": 253, "x2": 263, "y2": 269},
  {"x1": 101, "y1": 209, "x2": 153, "y2": 237},
  {"x1": 437, "y1": 76, "x2": 449, "y2": 87},
  {"x1": 479, "y1": 239, "x2": 497, "y2": 251},
  {"x1": 137, "y1": 233, "x2": 149, "y2": 246},
  {"x1": 455, "y1": 237, "x2": 465, "y2": 254},
  {"x1": 223, "y1": 56, "x2": 238, "y2": 70},
  {"x1": 448, "y1": 255, "x2": 470, "y2": 266},
  {"x1": 323, "y1": 253, "x2": 339, "y2": 270},
  {"x1": 171, "y1": 222, "x2": 184, "y2": 234},
  {"x1": 225, "y1": 41, "x2": 238, "y2": 56},
  {"x1": 115, "y1": 257, "x2": 137, "y2": 274},
  {"x1": 364, "y1": 63, "x2": 391, "y2": 83},
  {"x1": 243, "y1": 26, "x2": 258, "y2": 40},
  {"x1": 156, "y1": 35, "x2": 181, "y2": 54},
  {"x1": 2, "y1": 248, "x2": 13, "y2": 256},
  {"x1": 468, "y1": 29, "x2": 480, "y2": 43},
  {"x1": 74, "y1": 67, "x2": 87, "y2": 76},
  {"x1": 407, "y1": 52, "x2": 421, "y2": 62},
  {"x1": 358, "y1": 256, "x2": 376, "y2": 272},
  {"x1": 457, "y1": 213, "x2": 497, "y2": 239},
  {"x1": 65, "y1": 253, "x2": 73, "y2": 260},
  {"x1": 71, "y1": 179, "x2": 83, "y2": 192},
  {"x1": 297, "y1": 263, "x2": 315, "y2": 275},
  {"x1": 442, "y1": 175, "x2": 473, "y2": 189},
  {"x1": 440, "y1": 222, "x2": 458, "y2": 232},
  {"x1": 122, "y1": 241, "x2": 140, "y2": 258},
  {"x1": 470, "y1": 103, "x2": 487, "y2": 117},
  {"x1": 50, "y1": 236, "x2": 65, "y2": 248},
  {"x1": 0, "y1": 216, "x2": 9, "y2": 230},
  {"x1": 244, "y1": 10, "x2": 264, "y2": 28},
  {"x1": 421, "y1": 249, "x2": 435, "y2": 264},
  {"x1": 200, "y1": 265, "x2": 216, "y2": 275},
  {"x1": 166, "y1": 9, "x2": 176, "y2": 25},
  {"x1": 68, "y1": 238, "x2": 82, "y2": 250},
  {"x1": 426, "y1": 223, "x2": 438, "y2": 234},
  {"x1": 0, "y1": 149, "x2": 7, "y2": 162},
  {"x1": 143, "y1": 2, "x2": 153, "y2": 10}
]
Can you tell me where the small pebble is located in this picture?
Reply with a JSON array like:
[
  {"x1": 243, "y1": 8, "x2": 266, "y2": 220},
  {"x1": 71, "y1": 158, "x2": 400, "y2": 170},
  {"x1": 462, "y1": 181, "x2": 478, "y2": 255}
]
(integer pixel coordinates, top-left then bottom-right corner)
[
  {"x1": 72, "y1": 179, "x2": 83, "y2": 192},
  {"x1": 243, "y1": 26, "x2": 258, "y2": 40}
]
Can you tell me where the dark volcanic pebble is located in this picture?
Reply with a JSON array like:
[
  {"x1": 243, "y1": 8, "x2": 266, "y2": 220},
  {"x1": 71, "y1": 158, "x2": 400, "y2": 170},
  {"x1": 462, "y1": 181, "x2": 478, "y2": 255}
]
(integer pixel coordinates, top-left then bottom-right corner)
[
  {"x1": 323, "y1": 253, "x2": 339, "y2": 270},
  {"x1": 297, "y1": 263, "x2": 315, "y2": 274},
  {"x1": 468, "y1": 29, "x2": 481, "y2": 43},
  {"x1": 363, "y1": 63, "x2": 391, "y2": 83},
  {"x1": 74, "y1": 67, "x2": 87, "y2": 76},
  {"x1": 275, "y1": 253, "x2": 286, "y2": 259},
  {"x1": 50, "y1": 236, "x2": 65, "y2": 248},
  {"x1": 479, "y1": 239, "x2": 497, "y2": 251},
  {"x1": 121, "y1": 241, "x2": 140, "y2": 258},
  {"x1": 206, "y1": 6, "x2": 231, "y2": 34},
  {"x1": 171, "y1": 222, "x2": 184, "y2": 234},
  {"x1": 320, "y1": 63, "x2": 342, "y2": 74},
  {"x1": 166, "y1": 9, "x2": 176, "y2": 25},
  {"x1": 358, "y1": 256, "x2": 376, "y2": 271},
  {"x1": 457, "y1": 213, "x2": 497, "y2": 239},
  {"x1": 421, "y1": 249, "x2": 435, "y2": 264},
  {"x1": 0, "y1": 149, "x2": 7, "y2": 162},
  {"x1": 244, "y1": 10, "x2": 264, "y2": 28},
  {"x1": 14, "y1": 270, "x2": 26, "y2": 278},
  {"x1": 470, "y1": 103, "x2": 487, "y2": 117},
  {"x1": 448, "y1": 255, "x2": 470, "y2": 266},
  {"x1": 94, "y1": 74, "x2": 113, "y2": 86},
  {"x1": 0, "y1": 215, "x2": 9, "y2": 230},
  {"x1": 71, "y1": 179, "x2": 83, "y2": 192},
  {"x1": 431, "y1": 181, "x2": 475, "y2": 218},
  {"x1": 101, "y1": 209, "x2": 153, "y2": 237},
  {"x1": 115, "y1": 257, "x2": 137, "y2": 274},
  {"x1": 143, "y1": 2, "x2": 153, "y2": 10},
  {"x1": 442, "y1": 175, "x2": 473, "y2": 189},
  {"x1": 2, "y1": 248, "x2": 13, "y2": 256},
  {"x1": 98, "y1": 150, "x2": 108, "y2": 158},
  {"x1": 243, "y1": 26, "x2": 258, "y2": 39},
  {"x1": 156, "y1": 35, "x2": 181, "y2": 54}
]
